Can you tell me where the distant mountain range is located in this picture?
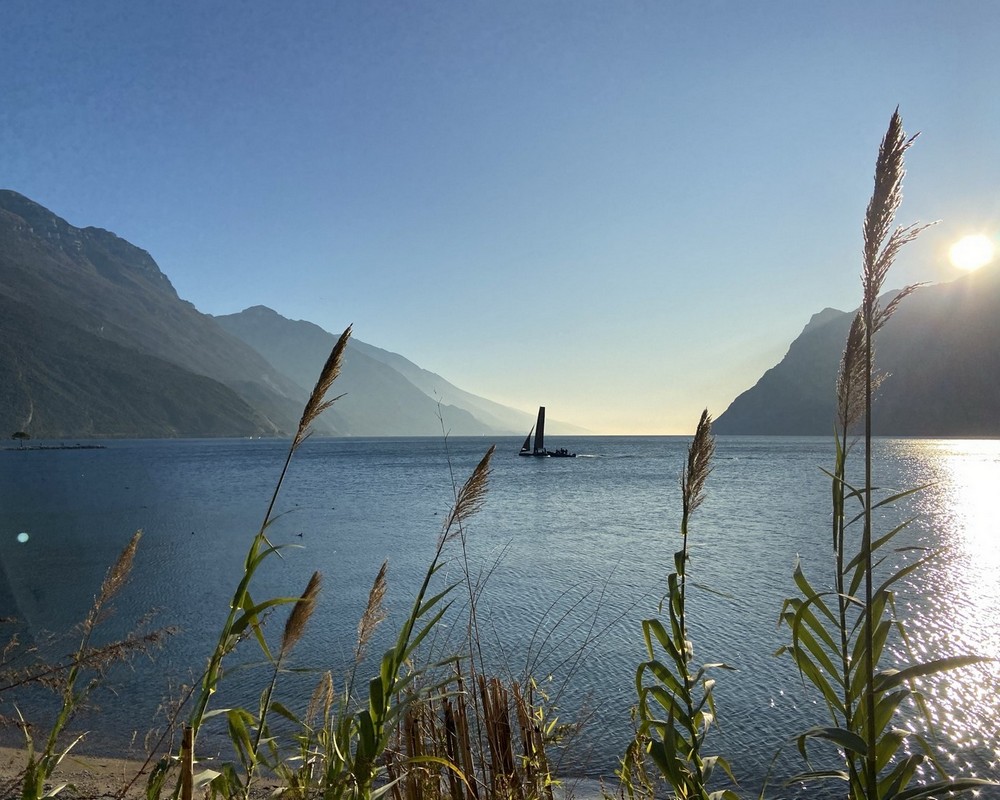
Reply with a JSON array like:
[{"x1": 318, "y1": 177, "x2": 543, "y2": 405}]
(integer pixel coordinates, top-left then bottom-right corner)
[
  {"x1": 715, "y1": 266, "x2": 1000, "y2": 436},
  {"x1": 214, "y1": 306, "x2": 543, "y2": 436},
  {"x1": 0, "y1": 190, "x2": 566, "y2": 439},
  {"x1": 7, "y1": 188, "x2": 995, "y2": 439}
]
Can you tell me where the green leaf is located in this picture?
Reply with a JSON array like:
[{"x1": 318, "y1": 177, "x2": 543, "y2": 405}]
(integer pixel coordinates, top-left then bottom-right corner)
[
  {"x1": 875, "y1": 655, "x2": 992, "y2": 692},
  {"x1": 785, "y1": 768, "x2": 850, "y2": 785},
  {"x1": 270, "y1": 701, "x2": 299, "y2": 724},
  {"x1": 875, "y1": 553, "x2": 935, "y2": 597},
  {"x1": 873, "y1": 690, "x2": 910, "y2": 740},
  {"x1": 792, "y1": 566, "x2": 837, "y2": 626},
  {"x1": 641, "y1": 658, "x2": 686, "y2": 696},
  {"x1": 403, "y1": 601, "x2": 453, "y2": 662},
  {"x1": 873, "y1": 728, "x2": 905, "y2": 771},
  {"x1": 879, "y1": 752, "x2": 922, "y2": 798},
  {"x1": 893, "y1": 778, "x2": 999, "y2": 800},
  {"x1": 797, "y1": 726, "x2": 868, "y2": 757}
]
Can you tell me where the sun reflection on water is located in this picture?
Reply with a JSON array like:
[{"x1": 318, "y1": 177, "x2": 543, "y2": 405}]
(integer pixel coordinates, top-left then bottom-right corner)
[
  {"x1": 919, "y1": 439, "x2": 1000, "y2": 658},
  {"x1": 882, "y1": 439, "x2": 1000, "y2": 782}
]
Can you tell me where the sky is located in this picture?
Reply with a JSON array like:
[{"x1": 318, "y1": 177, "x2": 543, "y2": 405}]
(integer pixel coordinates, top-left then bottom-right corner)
[{"x1": 4, "y1": 2, "x2": 1000, "y2": 434}]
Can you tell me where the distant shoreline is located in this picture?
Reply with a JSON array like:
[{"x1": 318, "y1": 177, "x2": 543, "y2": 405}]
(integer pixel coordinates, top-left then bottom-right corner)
[{"x1": 1, "y1": 444, "x2": 107, "y2": 451}]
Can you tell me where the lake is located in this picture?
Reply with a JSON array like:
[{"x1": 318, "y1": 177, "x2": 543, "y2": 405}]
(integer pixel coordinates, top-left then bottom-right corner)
[{"x1": 1, "y1": 435, "x2": 998, "y2": 798}]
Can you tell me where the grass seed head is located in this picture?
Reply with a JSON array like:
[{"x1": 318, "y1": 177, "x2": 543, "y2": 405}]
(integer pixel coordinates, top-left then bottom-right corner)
[
  {"x1": 293, "y1": 325, "x2": 352, "y2": 449},
  {"x1": 355, "y1": 561, "x2": 388, "y2": 664},
  {"x1": 440, "y1": 445, "x2": 495, "y2": 546},
  {"x1": 281, "y1": 571, "x2": 322, "y2": 657},
  {"x1": 861, "y1": 109, "x2": 930, "y2": 332},
  {"x1": 682, "y1": 410, "x2": 714, "y2": 518},
  {"x1": 306, "y1": 671, "x2": 335, "y2": 726}
]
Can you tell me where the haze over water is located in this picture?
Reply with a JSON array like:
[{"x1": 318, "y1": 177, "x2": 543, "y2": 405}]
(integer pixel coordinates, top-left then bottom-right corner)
[{"x1": 1, "y1": 436, "x2": 998, "y2": 797}]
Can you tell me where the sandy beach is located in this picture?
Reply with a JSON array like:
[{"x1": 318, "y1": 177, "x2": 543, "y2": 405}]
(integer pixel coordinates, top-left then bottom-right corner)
[
  {"x1": 0, "y1": 746, "x2": 151, "y2": 799},
  {"x1": 0, "y1": 746, "x2": 607, "y2": 800}
]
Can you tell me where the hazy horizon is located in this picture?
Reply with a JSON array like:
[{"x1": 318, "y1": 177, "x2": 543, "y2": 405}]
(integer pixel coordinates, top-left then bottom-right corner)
[{"x1": 5, "y1": 3, "x2": 999, "y2": 433}]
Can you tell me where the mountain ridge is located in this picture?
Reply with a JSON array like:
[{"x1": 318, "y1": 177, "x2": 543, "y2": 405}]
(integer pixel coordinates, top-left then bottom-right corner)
[
  {"x1": 715, "y1": 266, "x2": 1000, "y2": 436},
  {"x1": 0, "y1": 190, "x2": 543, "y2": 439}
]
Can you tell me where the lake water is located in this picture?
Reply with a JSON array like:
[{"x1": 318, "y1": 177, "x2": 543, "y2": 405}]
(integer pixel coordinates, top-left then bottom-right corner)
[{"x1": 1, "y1": 435, "x2": 998, "y2": 798}]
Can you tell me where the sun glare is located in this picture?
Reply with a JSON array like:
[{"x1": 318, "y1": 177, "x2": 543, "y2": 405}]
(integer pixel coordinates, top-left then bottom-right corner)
[{"x1": 948, "y1": 234, "x2": 995, "y2": 271}]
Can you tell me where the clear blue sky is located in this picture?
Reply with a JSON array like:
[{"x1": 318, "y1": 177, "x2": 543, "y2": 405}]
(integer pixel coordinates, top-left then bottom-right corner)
[{"x1": 4, "y1": 2, "x2": 999, "y2": 433}]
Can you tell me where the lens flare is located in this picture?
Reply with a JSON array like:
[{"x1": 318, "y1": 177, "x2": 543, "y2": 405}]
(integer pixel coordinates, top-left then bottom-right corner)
[{"x1": 949, "y1": 234, "x2": 995, "y2": 271}]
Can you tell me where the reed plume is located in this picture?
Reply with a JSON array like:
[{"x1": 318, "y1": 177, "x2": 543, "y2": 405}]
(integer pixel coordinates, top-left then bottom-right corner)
[
  {"x1": 862, "y1": 109, "x2": 929, "y2": 334},
  {"x1": 15, "y1": 531, "x2": 165, "y2": 800},
  {"x1": 780, "y1": 109, "x2": 993, "y2": 800},
  {"x1": 629, "y1": 410, "x2": 734, "y2": 800},
  {"x1": 836, "y1": 311, "x2": 886, "y2": 431},
  {"x1": 245, "y1": 571, "x2": 324, "y2": 798},
  {"x1": 681, "y1": 410, "x2": 714, "y2": 518},
  {"x1": 92, "y1": 530, "x2": 140, "y2": 618},
  {"x1": 305, "y1": 670, "x2": 335, "y2": 727},
  {"x1": 355, "y1": 561, "x2": 388, "y2": 665},
  {"x1": 440, "y1": 445, "x2": 495, "y2": 546},
  {"x1": 293, "y1": 324, "x2": 352, "y2": 449},
  {"x1": 281, "y1": 571, "x2": 322, "y2": 658},
  {"x1": 860, "y1": 108, "x2": 926, "y2": 797}
]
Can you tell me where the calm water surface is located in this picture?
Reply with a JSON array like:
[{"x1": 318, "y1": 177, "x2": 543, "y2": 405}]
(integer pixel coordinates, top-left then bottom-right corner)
[{"x1": 1, "y1": 436, "x2": 998, "y2": 797}]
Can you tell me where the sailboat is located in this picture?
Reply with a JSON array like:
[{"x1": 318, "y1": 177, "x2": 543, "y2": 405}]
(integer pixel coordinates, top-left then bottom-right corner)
[{"x1": 518, "y1": 406, "x2": 575, "y2": 458}]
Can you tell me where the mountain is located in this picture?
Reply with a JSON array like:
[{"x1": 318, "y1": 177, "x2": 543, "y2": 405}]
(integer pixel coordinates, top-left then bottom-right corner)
[
  {"x1": 715, "y1": 266, "x2": 1000, "y2": 436},
  {"x1": 0, "y1": 190, "x2": 322, "y2": 437},
  {"x1": 215, "y1": 306, "x2": 498, "y2": 436},
  {"x1": 347, "y1": 340, "x2": 588, "y2": 435},
  {"x1": 0, "y1": 190, "x2": 541, "y2": 439}
]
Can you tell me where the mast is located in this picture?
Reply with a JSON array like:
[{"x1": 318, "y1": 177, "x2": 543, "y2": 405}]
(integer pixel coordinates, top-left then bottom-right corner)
[{"x1": 535, "y1": 406, "x2": 546, "y2": 454}]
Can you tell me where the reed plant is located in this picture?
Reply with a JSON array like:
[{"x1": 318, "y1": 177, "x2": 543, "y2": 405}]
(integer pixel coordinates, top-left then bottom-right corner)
[
  {"x1": 11, "y1": 109, "x2": 1000, "y2": 800},
  {"x1": 0, "y1": 531, "x2": 171, "y2": 800},
  {"x1": 234, "y1": 447, "x2": 497, "y2": 800},
  {"x1": 164, "y1": 326, "x2": 352, "y2": 798},
  {"x1": 622, "y1": 410, "x2": 737, "y2": 800},
  {"x1": 777, "y1": 109, "x2": 995, "y2": 799},
  {"x1": 144, "y1": 318, "x2": 504, "y2": 800},
  {"x1": 382, "y1": 672, "x2": 559, "y2": 800}
]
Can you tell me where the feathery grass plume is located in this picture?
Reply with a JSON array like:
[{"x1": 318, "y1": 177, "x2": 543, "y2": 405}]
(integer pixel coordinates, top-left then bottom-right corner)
[
  {"x1": 862, "y1": 109, "x2": 930, "y2": 334},
  {"x1": 681, "y1": 410, "x2": 714, "y2": 518},
  {"x1": 305, "y1": 670, "x2": 335, "y2": 727},
  {"x1": 440, "y1": 445, "x2": 495, "y2": 547},
  {"x1": 836, "y1": 312, "x2": 868, "y2": 431},
  {"x1": 860, "y1": 109, "x2": 924, "y2": 797},
  {"x1": 355, "y1": 561, "x2": 388, "y2": 665},
  {"x1": 281, "y1": 571, "x2": 322, "y2": 658},
  {"x1": 293, "y1": 324, "x2": 352, "y2": 450},
  {"x1": 92, "y1": 530, "x2": 141, "y2": 621}
]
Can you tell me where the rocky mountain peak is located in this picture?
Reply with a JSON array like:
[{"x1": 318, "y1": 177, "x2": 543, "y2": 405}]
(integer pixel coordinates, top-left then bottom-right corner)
[{"x1": 0, "y1": 189, "x2": 177, "y2": 297}]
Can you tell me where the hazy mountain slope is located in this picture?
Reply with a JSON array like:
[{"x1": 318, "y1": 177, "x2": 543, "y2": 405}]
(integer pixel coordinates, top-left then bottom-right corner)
[
  {"x1": 0, "y1": 295, "x2": 273, "y2": 438},
  {"x1": 215, "y1": 306, "x2": 498, "y2": 435},
  {"x1": 714, "y1": 309, "x2": 852, "y2": 435},
  {"x1": 715, "y1": 266, "x2": 1000, "y2": 435},
  {"x1": 0, "y1": 191, "x2": 329, "y2": 436},
  {"x1": 348, "y1": 340, "x2": 589, "y2": 435}
]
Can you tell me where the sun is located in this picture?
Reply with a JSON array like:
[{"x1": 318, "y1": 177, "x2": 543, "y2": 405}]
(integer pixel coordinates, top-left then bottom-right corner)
[{"x1": 949, "y1": 234, "x2": 995, "y2": 271}]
